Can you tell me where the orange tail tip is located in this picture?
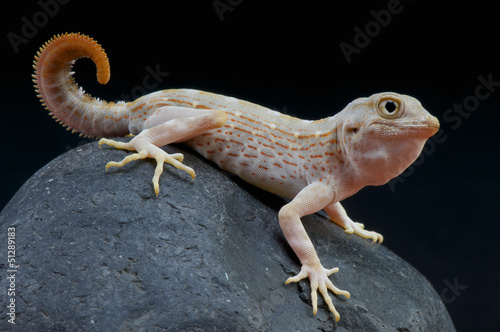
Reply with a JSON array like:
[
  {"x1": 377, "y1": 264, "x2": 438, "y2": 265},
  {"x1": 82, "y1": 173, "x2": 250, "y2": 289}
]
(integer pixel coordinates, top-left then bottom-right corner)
[
  {"x1": 33, "y1": 32, "x2": 110, "y2": 85},
  {"x1": 33, "y1": 33, "x2": 130, "y2": 138}
]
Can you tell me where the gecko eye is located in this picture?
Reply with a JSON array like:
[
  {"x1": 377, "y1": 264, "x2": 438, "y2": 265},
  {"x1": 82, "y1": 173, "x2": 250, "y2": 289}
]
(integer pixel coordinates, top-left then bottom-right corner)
[{"x1": 377, "y1": 96, "x2": 404, "y2": 119}]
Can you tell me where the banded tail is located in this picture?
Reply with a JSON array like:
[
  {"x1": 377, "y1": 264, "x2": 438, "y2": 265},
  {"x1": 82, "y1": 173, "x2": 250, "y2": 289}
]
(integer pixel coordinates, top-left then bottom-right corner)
[{"x1": 33, "y1": 33, "x2": 130, "y2": 138}]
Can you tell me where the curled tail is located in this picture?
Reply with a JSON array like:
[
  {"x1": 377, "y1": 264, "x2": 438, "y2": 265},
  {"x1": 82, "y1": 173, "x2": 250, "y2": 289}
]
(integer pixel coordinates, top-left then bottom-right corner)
[{"x1": 33, "y1": 33, "x2": 130, "y2": 138}]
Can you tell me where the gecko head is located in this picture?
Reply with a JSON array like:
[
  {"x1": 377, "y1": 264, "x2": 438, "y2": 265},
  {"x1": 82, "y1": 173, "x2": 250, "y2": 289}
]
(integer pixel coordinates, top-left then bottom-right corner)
[{"x1": 339, "y1": 92, "x2": 440, "y2": 186}]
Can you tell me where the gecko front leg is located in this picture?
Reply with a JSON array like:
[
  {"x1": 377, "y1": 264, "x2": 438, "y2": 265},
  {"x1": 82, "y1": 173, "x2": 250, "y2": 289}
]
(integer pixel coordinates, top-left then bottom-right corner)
[
  {"x1": 99, "y1": 106, "x2": 228, "y2": 195},
  {"x1": 280, "y1": 182, "x2": 350, "y2": 321}
]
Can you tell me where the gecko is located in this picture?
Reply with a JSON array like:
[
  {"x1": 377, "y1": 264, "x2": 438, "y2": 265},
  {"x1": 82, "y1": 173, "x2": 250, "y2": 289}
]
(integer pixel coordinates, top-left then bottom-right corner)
[{"x1": 33, "y1": 33, "x2": 440, "y2": 322}]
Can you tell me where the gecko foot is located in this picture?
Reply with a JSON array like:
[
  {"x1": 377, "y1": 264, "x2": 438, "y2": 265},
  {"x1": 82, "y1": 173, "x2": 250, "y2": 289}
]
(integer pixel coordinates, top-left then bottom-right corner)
[
  {"x1": 344, "y1": 221, "x2": 384, "y2": 243},
  {"x1": 99, "y1": 137, "x2": 195, "y2": 195},
  {"x1": 285, "y1": 263, "x2": 350, "y2": 321}
]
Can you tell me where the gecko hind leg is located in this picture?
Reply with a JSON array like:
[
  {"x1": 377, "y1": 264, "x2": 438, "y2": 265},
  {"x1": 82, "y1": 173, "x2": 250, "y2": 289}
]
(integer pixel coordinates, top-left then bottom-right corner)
[{"x1": 99, "y1": 106, "x2": 228, "y2": 195}]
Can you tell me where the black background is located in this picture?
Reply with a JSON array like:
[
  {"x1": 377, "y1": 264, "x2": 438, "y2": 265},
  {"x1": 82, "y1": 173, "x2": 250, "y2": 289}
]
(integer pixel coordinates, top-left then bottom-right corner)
[{"x1": 1, "y1": 1, "x2": 499, "y2": 331}]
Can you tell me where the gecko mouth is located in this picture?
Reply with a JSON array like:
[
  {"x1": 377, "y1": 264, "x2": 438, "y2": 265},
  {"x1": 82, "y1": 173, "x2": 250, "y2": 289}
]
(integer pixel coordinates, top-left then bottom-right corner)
[{"x1": 371, "y1": 116, "x2": 440, "y2": 138}]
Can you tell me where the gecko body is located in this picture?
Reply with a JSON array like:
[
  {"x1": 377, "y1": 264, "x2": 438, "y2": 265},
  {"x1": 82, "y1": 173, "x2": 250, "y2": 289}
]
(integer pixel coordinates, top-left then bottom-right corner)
[{"x1": 33, "y1": 33, "x2": 440, "y2": 321}]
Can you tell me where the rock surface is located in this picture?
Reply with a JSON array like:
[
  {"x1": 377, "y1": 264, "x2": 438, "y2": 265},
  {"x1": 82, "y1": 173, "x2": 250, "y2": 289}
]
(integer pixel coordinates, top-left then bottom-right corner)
[{"x1": 0, "y1": 140, "x2": 455, "y2": 331}]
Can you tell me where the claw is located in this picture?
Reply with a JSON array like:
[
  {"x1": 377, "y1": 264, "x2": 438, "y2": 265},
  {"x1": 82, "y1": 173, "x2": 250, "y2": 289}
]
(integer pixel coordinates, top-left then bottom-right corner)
[
  {"x1": 152, "y1": 155, "x2": 165, "y2": 196},
  {"x1": 285, "y1": 268, "x2": 308, "y2": 285},
  {"x1": 99, "y1": 138, "x2": 133, "y2": 151},
  {"x1": 286, "y1": 263, "x2": 349, "y2": 321},
  {"x1": 349, "y1": 221, "x2": 384, "y2": 243},
  {"x1": 105, "y1": 150, "x2": 148, "y2": 170},
  {"x1": 169, "y1": 153, "x2": 184, "y2": 162},
  {"x1": 98, "y1": 137, "x2": 196, "y2": 195},
  {"x1": 325, "y1": 267, "x2": 340, "y2": 276},
  {"x1": 354, "y1": 222, "x2": 365, "y2": 229}
]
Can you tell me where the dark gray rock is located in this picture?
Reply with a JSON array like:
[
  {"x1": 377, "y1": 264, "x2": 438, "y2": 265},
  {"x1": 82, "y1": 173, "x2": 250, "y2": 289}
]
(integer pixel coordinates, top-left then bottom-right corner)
[{"x1": 0, "y1": 139, "x2": 455, "y2": 332}]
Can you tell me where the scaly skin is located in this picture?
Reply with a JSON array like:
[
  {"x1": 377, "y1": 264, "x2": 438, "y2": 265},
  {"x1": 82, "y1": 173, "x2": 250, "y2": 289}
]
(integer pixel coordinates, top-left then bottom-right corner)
[{"x1": 33, "y1": 33, "x2": 440, "y2": 321}]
